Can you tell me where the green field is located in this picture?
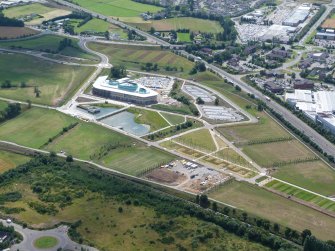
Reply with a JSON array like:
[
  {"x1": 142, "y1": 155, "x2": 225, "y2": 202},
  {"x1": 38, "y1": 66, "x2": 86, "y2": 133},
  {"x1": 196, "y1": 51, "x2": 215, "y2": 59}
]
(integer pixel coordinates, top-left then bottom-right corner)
[
  {"x1": 273, "y1": 161, "x2": 335, "y2": 196},
  {"x1": 242, "y1": 140, "x2": 316, "y2": 167},
  {"x1": 175, "y1": 129, "x2": 216, "y2": 153},
  {"x1": 34, "y1": 236, "x2": 58, "y2": 249},
  {"x1": 214, "y1": 148, "x2": 250, "y2": 167},
  {"x1": 217, "y1": 112, "x2": 290, "y2": 145},
  {"x1": 101, "y1": 146, "x2": 175, "y2": 176},
  {"x1": 45, "y1": 122, "x2": 132, "y2": 160},
  {"x1": 0, "y1": 35, "x2": 98, "y2": 61},
  {"x1": 0, "y1": 100, "x2": 7, "y2": 112},
  {"x1": 209, "y1": 181, "x2": 335, "y2": 240},
  {"x1": 88, "y1": 42, "x2": 195, "y2": 77},
  {"x1": 160, "y1": 112, "x2": 185, "y2": 125},
  {"x1": 74, "y1": 0, "x2": 162, "y2": 18},
  {"x1": 130, "y1": 17, "x2": 223, "y2": 33},
  {"x1": 127, "y1": 107, "x2": 169, "y2": 132},
  {"x1": 0, "y1": 53, "x2": 94, "y2": 106},
  {"x1": 0, "y1": 150, "x2": 30, "y2": 174},
  {"x1": 3, "y1": 3, "x2": 53, "y2": 18},
  {"x1": 0, "y1": 108, "x2": 76, "y2": 148},
  {"x1": 265, "y1": 180, "x2": 335, "y2": 212},
  {"x1": 0, "y1": 158, "x2": 270, "y2": 250},
  {"x1": 177, "y1": 32, "x2": 191, "y2": 42}
]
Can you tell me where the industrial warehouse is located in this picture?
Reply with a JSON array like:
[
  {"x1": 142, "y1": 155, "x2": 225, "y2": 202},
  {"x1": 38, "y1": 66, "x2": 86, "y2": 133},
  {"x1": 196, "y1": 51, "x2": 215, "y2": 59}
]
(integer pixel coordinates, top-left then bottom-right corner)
[{"x1": 92, "y1": 76, "x2": 158, "y2": 105}]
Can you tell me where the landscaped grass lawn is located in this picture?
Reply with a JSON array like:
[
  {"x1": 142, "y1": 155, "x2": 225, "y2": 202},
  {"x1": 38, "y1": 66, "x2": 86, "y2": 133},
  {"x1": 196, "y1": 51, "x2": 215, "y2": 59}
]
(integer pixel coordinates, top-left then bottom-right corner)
[
  {"x1": 127, "y1": 107, "x2": 169, "y2": 132},
  {"x1": 100, "y1": 146, "x2": 175, "y2": 176},
  {"x1": 160, "y1": 112, "x2": 185, "y2": 125},
  {"x1": 45, "y1": 122, "x2": 133, "y2": 160},
  {"x1": 0, "y1": 150, "x2": 30, "y2": 173},
  {"x1": 265, "y1": 180, "x2": 335, "y2": 212},
  {"x1": 0, "y1": 53, "x2": 94, "y2": 106},
  {"x1": 177, "y1": 32, "x2": 191, "y2": 43},
  {"x1": 88, "y1": 42, "x2": 195, "y2": 77},
  {"x1": 0, "y1": 108, "x2": 77, "y2": 149},
  {"x1": 3, "y1": 3, "x2": 53, "y2": 18},
  {"x1": 0, "y1": 35, "x2": 98, "y2": 61},
  {"x1": 34, "y1": 236, "x2": 58, "y2": 249},
  {"x1": 242, "y1": 140, "x2": 316, "y2": 167},
  {"x1": 208, "y1": 181, "x2": 335, "y2": 240},
  {"x1": 74, "y1": 0, "x2": 162, "y2": 18},
  {"x1": 217, "y1": 112, "x2": 290, "y2": 145},
  {"x1": 175, "y1": 129, "x2": 216, "y2": 153},
  {"x1": 273, "y1": 161, "x2": 335, "y2": 196},
  {"x1": 130, "y1": 17, "x2": 223, "y2": 33}
]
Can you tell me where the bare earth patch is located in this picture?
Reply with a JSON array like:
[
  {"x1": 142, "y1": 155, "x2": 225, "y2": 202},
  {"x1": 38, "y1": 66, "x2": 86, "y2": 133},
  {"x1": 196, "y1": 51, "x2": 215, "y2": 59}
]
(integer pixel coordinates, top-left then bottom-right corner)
[
  {"x1": 321, "y1": 18, "x2": 335, "y2": 29},
  {"x1": 0, "y1": 27, "x2": 39, "y2": 39}
]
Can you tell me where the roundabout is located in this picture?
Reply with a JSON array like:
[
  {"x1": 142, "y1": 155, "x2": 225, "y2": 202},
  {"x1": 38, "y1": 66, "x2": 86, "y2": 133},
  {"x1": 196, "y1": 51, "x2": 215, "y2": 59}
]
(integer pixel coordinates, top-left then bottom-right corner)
[{"x1": 34, "y1": 236, "x2": 59, "y2": 249}]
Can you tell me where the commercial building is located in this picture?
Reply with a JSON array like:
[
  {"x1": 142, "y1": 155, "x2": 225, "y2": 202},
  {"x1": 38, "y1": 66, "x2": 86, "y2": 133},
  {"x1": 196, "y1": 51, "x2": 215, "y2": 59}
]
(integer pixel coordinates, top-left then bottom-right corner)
[
  {"x1": 315, "y1": 29, "x2": 335, "y2": 41},
  {"x1": 92, "y1": 76, "x2": 158, "y2": 105},
  {"x1": 282, "y1": 5, "x2": 311, "y2": 27}
]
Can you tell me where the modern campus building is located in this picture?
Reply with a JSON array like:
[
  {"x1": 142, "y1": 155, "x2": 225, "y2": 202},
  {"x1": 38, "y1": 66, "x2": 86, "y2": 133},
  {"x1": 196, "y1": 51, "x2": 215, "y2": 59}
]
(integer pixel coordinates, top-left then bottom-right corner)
[{"x1": 92, "y1": 76, "x2": 158, "y2": 105}]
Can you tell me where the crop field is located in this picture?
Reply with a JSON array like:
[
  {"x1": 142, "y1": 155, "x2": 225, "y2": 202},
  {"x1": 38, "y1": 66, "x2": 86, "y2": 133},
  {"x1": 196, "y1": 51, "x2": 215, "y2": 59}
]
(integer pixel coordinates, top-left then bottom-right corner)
[
  {"x1": 0, "y1": 27, "x2": 39, "y2": 39},
  {"x1": 130, "y1": 17, "x2": 223, "y2": 33},
  {"x1": 217, "y1": 112, "x2": 290, "y2": 145},
  {"x1": 0, "y1": 150, "x2": 30, "y2": 173},
  {"x1": 74, "y1": 0, "x2": 162, "y2": 18},
  {"x1": 100, "y1": 146, "x2": 175, "y2": 176},
  {"x1": 0, "y1": 35, "x2": 99, "y2": 61},
  {"x1": 242, "y1": 140, "x2": 316, "y2": 167},
  {"x1": 0, "y1": 108, "x2": 77, "y2": 149},
  {"x1": 88, "y1": 42, "x2": 195, "y2": 76},
  {"x1": 265, "y1": 180, "x2": 335, "y2": 212},
  {"x1": 0, "y1": 161, "x2": 269, "y2": 251},
  {"x1": 209, "y1": 181, "x2": 335, "y2": 240},
  {"x1": 45, "y1": 122, "x2": 133, "y2": 160},
  {"x1": 160, "y1": 112, "x2": 185, "y2": 125},
  {"x1": 0, "y1": 53, "x2": 94, "y2": 106},
  {"x1": 273, "y1": 161, "x2": 335, "y2": 196},
  {"x1": 127, "y1": 107, "x2": 169, "y2": 132},
  {"x1": 175, "y1": 129, "x2": 216, "y2": 153}
]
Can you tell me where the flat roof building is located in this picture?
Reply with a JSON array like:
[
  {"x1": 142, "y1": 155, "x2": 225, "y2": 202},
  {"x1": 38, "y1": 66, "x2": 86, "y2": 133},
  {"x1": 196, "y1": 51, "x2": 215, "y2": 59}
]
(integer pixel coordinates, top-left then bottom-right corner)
[
  {"x1": 282, "y1": 5, "x2": 311, "y2": 27},
  {"x1": 92, "y1": 76, "x2": 158, "y2": 105}
]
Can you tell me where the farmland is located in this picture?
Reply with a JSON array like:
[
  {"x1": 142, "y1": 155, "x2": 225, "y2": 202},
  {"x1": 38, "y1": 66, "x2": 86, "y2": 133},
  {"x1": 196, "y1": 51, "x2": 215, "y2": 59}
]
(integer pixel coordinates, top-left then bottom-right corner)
[
  {"x1": 88, "y1": 42, "x2": 195, "y2": 76},
  {"x1": 0, "y1": 157, "x2": 271, "y2": 251},
  {"x1": 0, "y1": 27, "x2": 39, "y2": 39},
  {"x1": 0, "y1": 150, "x2": 30, "y2": 174},
  {"x1": 209, "y1": 181, "x2": 335, "y2": 240},
  {"x1": 0, "y1": 53, "x2": 94, "y2": 106},
  {"x1": 264, "y1": 180, "x2": 335, "y2": 212},
  {"x1": 130, "y1": 17, "x2": 224, "y2": 33},
  {"x1": 74, "y1": 0, "x2": 162, "y2": 19},
  {"x1": 273, "y1": 161, "x2": 335, "y2": 196}
]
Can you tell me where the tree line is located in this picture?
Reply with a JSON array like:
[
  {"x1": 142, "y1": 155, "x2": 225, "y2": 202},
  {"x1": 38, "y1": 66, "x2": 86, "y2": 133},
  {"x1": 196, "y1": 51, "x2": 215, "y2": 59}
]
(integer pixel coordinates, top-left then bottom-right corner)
[
  {"x1": 0, "y1": 103, "x2": 21, "y2": 123},
  {"x1": 0, "y1": 12, "x2": 24, "y2": 27}
]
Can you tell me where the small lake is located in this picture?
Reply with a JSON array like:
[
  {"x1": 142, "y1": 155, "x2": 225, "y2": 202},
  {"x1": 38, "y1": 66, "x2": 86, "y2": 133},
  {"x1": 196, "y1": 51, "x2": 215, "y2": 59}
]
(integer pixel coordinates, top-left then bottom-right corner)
[{"x1": 101, "y1": 111, "x2": 150, "y2": 136}]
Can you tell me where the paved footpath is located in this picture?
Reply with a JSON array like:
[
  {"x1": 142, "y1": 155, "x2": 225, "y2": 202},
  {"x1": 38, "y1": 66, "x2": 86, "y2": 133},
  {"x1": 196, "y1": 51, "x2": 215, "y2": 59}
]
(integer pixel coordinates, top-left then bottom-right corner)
[{"x1": 0, "y1": 220, "x2": 98, "y2": 251}]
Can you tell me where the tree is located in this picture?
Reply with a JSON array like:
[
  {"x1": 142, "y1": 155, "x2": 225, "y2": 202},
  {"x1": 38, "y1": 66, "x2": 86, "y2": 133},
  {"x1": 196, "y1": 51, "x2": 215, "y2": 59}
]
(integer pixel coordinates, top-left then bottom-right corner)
[
  {"x1": 273, "y1": 223, "x2": 280, "y2": 233},
  {"x1": 196, "y1": 97, "x2": 205, "y2": 104},
  {"x1": 301, "y1": 229, "x2": 312, "y2": 244},
  {"x1": 27, "y1": 100, "x2": 32, "y2": 109},
  {"x1": 104, "y1": 30, "x2": 110, "y2": 40},
  {"x1": 34, "y1": 86, "x2": 41, "y2": 98},
  {"x1": 212, "y1": 202, "x2": 218, "y2": 212},
  {"x1": 199, "y1": 194, "x2": 210, "y2": 208},
  {"x1": 110, "y1": 65, "x2": 127, "y2": 79},
  {"x1": 66, "y1": 155, "x2": 73, "y2": 162},
  {"x1": 214, "y1": 97, "x2": 219, "y2": 106}
]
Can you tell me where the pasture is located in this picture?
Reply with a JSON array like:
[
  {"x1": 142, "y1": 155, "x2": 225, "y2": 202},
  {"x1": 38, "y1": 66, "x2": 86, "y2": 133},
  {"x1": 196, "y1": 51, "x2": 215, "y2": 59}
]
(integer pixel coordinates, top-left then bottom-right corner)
[
  {"x1": 127, "y1": 107, "x2": 169, "y2": 132},
  {"x1": 217, "y1": 112, "x2": 290, "y2": 145},
  {"x1": 88, "y1": 42, "x2": 195, "y2": 76},
  {"x1": 265, "y1": 180, "x2": 335, "y2": 212},
  {"x1": 0, "y1": 150, "x2": 30, "y2": 173},
  {"x1": 175, "y1": 129, "x2": 216, "y2": 153},
  {"x1": 45, "y1": 122, "x2": 133, "y2": 160},
  {"x1": 74, "y1": 0, "x2": 162, "y2": 18},
  {"x1": 0, "y1": 108, "x2": 77, "y2": 148},
  {"x1": 100, "y1": 146, "x2": 175, "y2": 176},
  {"x1": 0, "y1": 53, "x2": 94, "y2": 106},
  {"x1": 242, "y1": 140, "x2": 316, "y2": 167},
  {"x1": 208, "y1": 181, "x2": 335, "y2": 240},
  {"x1": 0, "y1": 27, "x2": 39, "y2": 39},
  {"x1": 273, "y1": 161, "x2": 335, "y2": 196},
  {"x1": 131, "y1": 17, "x2": 223, "y2": 33}
]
